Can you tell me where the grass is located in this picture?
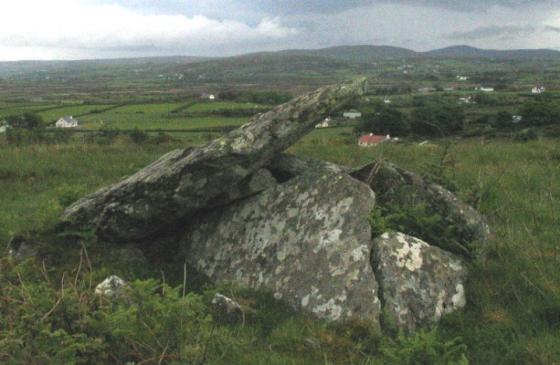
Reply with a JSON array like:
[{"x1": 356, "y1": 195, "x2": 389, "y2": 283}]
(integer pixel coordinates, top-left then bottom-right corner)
[
  {"x1": 38, "y1": 104, "x2": 114, "y2": 122},
  {"x1": 1, "y1": 126, "x2": 560, "y2": 363},
  {"x1": 186, "y1": 101, "x2": 267, "y2": 112}
]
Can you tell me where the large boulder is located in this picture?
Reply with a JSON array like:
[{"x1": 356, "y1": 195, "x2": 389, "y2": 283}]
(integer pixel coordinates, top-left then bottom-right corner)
[
  {"x1": 372, "y1": 232, "x2": 468, "y2": 332},
  {"x1": 352, "y1": 160, "x2": 490, "y2": 256},
  {"x1": 182, "y1": 169, "x2": 381, "y2": 323},
  {"x1": 61, "y1": 79, "x2": 367, "y2": 242}
]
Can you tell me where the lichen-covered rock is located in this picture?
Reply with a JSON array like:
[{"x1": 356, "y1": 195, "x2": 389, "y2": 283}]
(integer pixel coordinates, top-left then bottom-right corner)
[
  {"x1": 183, "y1": 170, "x2": 381, "y2": 324},
  {"x1": 60, "y1": 79, "x2": 367, "y2": 242},
  {"x1": 372, "y1": 232, "x2": 467, "y2": 332},
  {"x1": 352, "y1": 160, "x2": 490, "y2": 256},
  {"x1": 266, "y1": 153, "x2": 351, "y2": 182}
]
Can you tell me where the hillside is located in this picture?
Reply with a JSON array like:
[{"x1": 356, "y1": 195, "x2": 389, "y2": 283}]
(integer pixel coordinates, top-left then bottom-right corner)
[{"x1": 425, "y1": 45, "x2": 560, "y2": 60}]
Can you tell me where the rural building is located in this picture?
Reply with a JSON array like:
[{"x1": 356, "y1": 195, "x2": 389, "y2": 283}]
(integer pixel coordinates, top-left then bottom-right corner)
[
  {"x1": 315, "y1": 117, "x2": 331, "y2": 128},
  {"x1": 512, "y1": 115, "x2": 523, "y2": 124},
  {"x1": 457, "y1": 75, "x2": 468, "y2": 81},
  {"x1": 532, "y1": 86, "x2": 546, "y2": 94},
  {"x1": 458, "y1": 96, "x2": 474, "y2": 104},
  {"x1": 477, "y1": 86, "x2": 494, "y2": 92},
  {"x1": 200, "y1": 93, "x2": 216, "y2": 100},
  {"x1": 55, "y1": 116, "x2": 79, "y2": 128},
  {"x1": 358, "y1": 133, "x2": 391, "y2": 147},
  {"x1": 343, "y1": 110, "x2": 362, "y2": 119},
  {"x1": 418, "y1": 87, "x2": 436, "y2": 94},
  {"x1": 0, "y1": 121, "x2": 10, "y2": 134},
  {"x1": 384, "y1": 99, "x2": 392, "y2": 104}
]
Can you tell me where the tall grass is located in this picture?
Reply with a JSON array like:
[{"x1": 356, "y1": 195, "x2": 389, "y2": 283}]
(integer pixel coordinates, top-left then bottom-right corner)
[{"x1": 1, "y1": 135, "x2": 559, "y2": 363}]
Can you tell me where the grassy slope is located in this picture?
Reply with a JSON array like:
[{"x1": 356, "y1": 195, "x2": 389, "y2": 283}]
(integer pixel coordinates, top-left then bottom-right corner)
[{"x1": 0, "y1": 132, "x2": 559, "y2": 364}]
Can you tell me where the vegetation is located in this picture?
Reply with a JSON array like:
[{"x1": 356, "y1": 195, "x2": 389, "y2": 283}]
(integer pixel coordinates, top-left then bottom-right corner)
[
  {"x1": 1, "y1": 133, "x2": 559, "y2": 364},
  {"x1": 1, "y1": 51, "x2": 560, "y2": 363},
  {"x1": 356, "y1": 106, "x2": 410, "y2": 136}
]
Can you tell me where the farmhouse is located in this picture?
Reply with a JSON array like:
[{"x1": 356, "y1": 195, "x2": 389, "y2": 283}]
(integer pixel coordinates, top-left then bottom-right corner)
[
  {"x1": 315, "y1": 117, "x2": 330, "y2": 128},
  {"x1": 476, "y1": 86, "x2": 494, "y2": 92},
  {"x1": 343, "y1": 110, "x2": 362, "y2": 119},
  {"x1": 55, "y1": 116, "x2": 79, "y2": 128},
  {"x1": 201, "y1": 93, "x2": 216, "y2": 100},
  {"x1": 456, "y1": 75, "x2": 468, "y2": 81},
  {"x1": 532, "y1": 86, "x2": 546, "y2": 94},
  {"x1": 358, "y1": 133, "x2": 391, "y2": 147},
  {"x1": 0, "y1": 121, "x2": 9, "y2": 134},
  {"x1": 458, "y1": 96, "x2": 474, "y2": 104},
  {"x1": 512, "y1": 115, "x2": 523, "y2": 124}
]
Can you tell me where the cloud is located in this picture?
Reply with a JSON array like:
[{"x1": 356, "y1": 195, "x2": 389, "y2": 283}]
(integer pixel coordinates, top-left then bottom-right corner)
[
  {"x1": 545, "y1": 25, "x2": 560, "y2": 32},
  {"x1": 216, "y1": 0, "x2": 559, "y2": 16},
  {"x1": 448, "y1": 25, "x2": 537, "y2": 40},
  {"x1": 0, "y1": 0, "x2": 297, "y2": 60}
]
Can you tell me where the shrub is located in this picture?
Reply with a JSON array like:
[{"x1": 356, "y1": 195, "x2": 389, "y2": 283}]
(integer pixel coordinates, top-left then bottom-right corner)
[
  {"x1": 356, "y1": 106, "x2": 410, "y2": 136},
  {"x1": 129, "y1": 128, "x2": 149, "y2": 144},
  {"x1": 410, "y1": 103, "x2": 465, "y2": 137}
]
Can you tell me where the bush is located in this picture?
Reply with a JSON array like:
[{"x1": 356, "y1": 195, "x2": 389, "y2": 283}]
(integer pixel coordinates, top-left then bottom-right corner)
[
  {"x1": 410, "y1": 103, "x2": 465, "y2": 137},
  {"x1": 5, "y1": 112, "x2": 44, "y2": 129},
  {"x1": 356, "y1": 106, "x2": 410, "y2": 136},
  {"x1": 129, "y1": 128, "x2": 149, "y2": 144},
  {"x1": 518, "y1": 101, "x2": 560, "y2": 127}
]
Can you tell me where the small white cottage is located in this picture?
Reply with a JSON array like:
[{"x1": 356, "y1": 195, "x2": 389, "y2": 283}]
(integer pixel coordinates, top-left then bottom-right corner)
[
  {"x1": 55, "y1": 116, "x2": 79, "y2": 128},
  {"x1": 200, "y1": 93, "x2": 216, "y2": 100},
  {"x1": 0, "y1": 121, "x2": 9, "y2": 134},
  {"x1": 532, "y1": 86, "x2": 546, "y2": 94},
  {"x1": 343, "y1": 110, "x2": 362, "y2": 119},
  {"x1": 315, "y1": 117, "x2": 331, "y2": 128},
  {"x1": 476, "y1": 87, "x2": 494, "y2": 92}
]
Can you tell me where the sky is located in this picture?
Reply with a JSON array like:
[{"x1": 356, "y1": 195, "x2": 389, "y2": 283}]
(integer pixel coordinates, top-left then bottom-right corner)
[{"x1": 1, "y1": 0, "x2": 560, "y2": 61}]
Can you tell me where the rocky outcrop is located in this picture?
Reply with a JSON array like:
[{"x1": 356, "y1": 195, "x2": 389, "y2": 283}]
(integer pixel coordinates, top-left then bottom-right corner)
[
  {"x1": 183, "y1": 170, "x2": 381, "y2": 323},
  {"x1": 60, "y1": 78, "x2": 367, "y2": 242},
  {"x1": 266, "y1": 153, "x2": 351, "y2": 181},
  {"x1": 43, "y1": 79, "x2": 490, "y2": 331},
  {"x1": 352, "y1": 160, "x2": 490, "y2": 256},
  {"x1": 372, "y1": 232, "x2": 468, "y2": 332}
]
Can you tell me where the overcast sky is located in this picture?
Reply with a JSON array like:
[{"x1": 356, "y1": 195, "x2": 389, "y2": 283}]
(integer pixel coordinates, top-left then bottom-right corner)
[{"x1": 1, "y1": 0, "x2": 560, "y2": 61}]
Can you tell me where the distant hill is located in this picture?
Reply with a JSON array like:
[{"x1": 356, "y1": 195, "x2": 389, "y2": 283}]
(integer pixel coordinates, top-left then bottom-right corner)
[
  {"x1": 277, "y1": 45, "x2": 418, "y2": 62},
  {"x1": 424, "y1": 45, "x2": 560, "y2": 60}
]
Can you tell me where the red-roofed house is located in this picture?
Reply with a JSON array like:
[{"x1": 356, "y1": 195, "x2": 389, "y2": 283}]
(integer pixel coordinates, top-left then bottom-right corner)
[{"x1": 358, "y1": 134, "x2": 390, "y2": 147}]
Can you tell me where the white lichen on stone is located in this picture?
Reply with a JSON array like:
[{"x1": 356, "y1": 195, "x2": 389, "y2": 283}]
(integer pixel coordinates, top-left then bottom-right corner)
[{"x1": 394, "y1": 233, "x2": 427, "y2": 271}]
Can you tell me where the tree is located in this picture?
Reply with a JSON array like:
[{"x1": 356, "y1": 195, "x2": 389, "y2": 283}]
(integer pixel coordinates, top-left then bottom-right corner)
[
  {"x1": 6, "y1": 112, "x2": 43, "y2": 129},
  {"x1": 410, "y1": 103, "x2": 465, "y2": 137},
  {"x1": 518, "y1": 101, "x2": 559, "y2": 127},
  {"x1": 355, "y1": 106, "x2": 410, "y2": 136},
  {"x1": 494, "y1": 111, "x2": 513, "y2": 129}
]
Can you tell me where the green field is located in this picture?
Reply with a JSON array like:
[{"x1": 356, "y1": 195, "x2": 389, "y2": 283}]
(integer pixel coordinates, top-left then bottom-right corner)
[
  {"x1": 186, "y1": 101, "x2": 266, "y2": 112},
  {"x1": 1, "y1": 131, "x2": 559, "y2": 364}
]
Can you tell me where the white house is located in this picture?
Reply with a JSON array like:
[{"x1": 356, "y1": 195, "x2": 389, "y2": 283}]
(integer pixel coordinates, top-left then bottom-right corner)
[
  {"x1": 512, "y1": 115, "x2": 523, "y2": 124},
  {"x1": 477, "y1": 87, "x2": 494, "y2": 92},
  {"x1": 457, "y1": 75, "x2": 468, "y2": 81},
  {"x1": 458, "y1": 96, "x2": 474, "y2": 104},
  {"x1": 532, "y1": 86, "x2": 546, "y2": 94},
  {"x1": 343, "y1": 110, "x2": 362, "y2": 119},
  {"x1": 315, "y1": 117, "x2": 331, "y2": 128},
  {"x1": 55, "y1": 116, "x2": 79, "y2": 128},
  {"x1": 200, "y1": 93, "x2": 216, "y2": 100},
  {"x1": 0, "y1": 121, "x2": 9, "y2": 134},
  {"x1": 384, "y1": 99, "x2": 392, "y2": 104}
]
